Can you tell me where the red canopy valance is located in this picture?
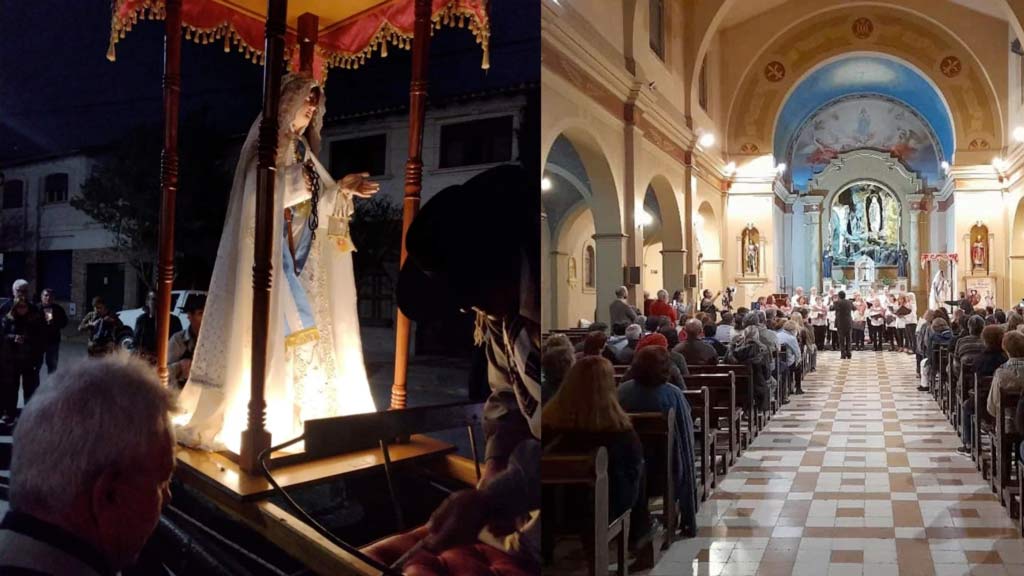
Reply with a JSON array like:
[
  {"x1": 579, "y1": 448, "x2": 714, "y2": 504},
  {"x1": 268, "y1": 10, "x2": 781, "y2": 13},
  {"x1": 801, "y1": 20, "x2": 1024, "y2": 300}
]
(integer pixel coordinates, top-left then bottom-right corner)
[
  {"x1": 108, "y1": 0, "x2": 489, "y2": 76},
  {"x1": 920, "y1": 253, "x2": 959, "y2": 268}
]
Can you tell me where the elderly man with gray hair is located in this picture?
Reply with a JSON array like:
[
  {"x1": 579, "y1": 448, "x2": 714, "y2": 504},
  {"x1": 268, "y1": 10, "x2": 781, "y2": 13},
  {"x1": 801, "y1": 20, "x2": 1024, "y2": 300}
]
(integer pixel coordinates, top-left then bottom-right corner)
[
  {"x1": 0, "y1": 278, "x2": 33, "y2": 317},
  {"x1": 0, "y1": 352, "x2": 176, "y2": 574},
  {"x1": 609, "y1": 285, "x2": 638, "y2": 327}
]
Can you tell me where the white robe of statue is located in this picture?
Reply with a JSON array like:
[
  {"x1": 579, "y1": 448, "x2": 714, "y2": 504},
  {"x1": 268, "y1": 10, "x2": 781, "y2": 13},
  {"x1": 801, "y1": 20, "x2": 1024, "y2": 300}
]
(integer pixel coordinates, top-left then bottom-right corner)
[
  {"x1": 175, "y1": 76, "x2": 377, "y2": 451},
  {"x1": 930, "y1": 269, "x2": 950, "y2": 311}
]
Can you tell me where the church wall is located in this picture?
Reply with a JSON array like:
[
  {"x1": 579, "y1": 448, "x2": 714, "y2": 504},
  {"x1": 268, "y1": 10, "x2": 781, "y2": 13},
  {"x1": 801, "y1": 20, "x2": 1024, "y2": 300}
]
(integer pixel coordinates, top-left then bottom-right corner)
[
  {"x1": 1008, "y1": 191, "x2": 1024, "y2": 304},
  {"x1": 725, "y1": 172, "x2": 777, "y2": 306},
  {"x1": 565, "y1": 0, "x2": 627, "y2": 56},
  {"x1": 692, "y1": 174, "x2": 724, "y2": 295},
  {"x1": 953, "y1": 182, "x2": 1007, "y2": 306},
  {"x1": 633, "y1": 0, "x2": 688, "y2": 126},
  {"x1": 1009, "y1": 28, "x2": 1024, "y2": 138},
  {"x1": 559, "y1": 209, "x2": 599, "y2": 326},
  {"x1": 691, "y1": 29, "x2": 725, "y2": 149},
  {"x1": 643, "y1": 240, "x2": 664, "y2": 296}
]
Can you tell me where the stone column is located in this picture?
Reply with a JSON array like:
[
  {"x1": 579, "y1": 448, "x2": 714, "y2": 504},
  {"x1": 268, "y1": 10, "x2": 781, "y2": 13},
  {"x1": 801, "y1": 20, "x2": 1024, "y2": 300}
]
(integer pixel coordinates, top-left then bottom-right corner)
[
  {"x1": 803, "y1": 199, "x2": 823, "y2": 290},
  {"x1": 683, "y1": 160, "x2": 696, "y2": 302},
  {"x1": 661, "y1": 248, "x2": 688, "y2": 296},
  {"x1": 594, "y1": 233, "x2": 627, "y2": 323},
  {"x1": 910, "y1": 196, "x2": 926, "y2": 305}
]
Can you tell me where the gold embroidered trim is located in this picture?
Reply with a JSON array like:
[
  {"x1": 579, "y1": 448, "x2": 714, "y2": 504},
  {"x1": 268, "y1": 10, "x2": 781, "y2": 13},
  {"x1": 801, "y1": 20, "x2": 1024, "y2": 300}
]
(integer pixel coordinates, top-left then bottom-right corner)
[
  {"x1": 108, "y1": 0, "x2": 490, "y2": 71},
  {"x1": 285, "y1": 326, "x2": 320, "y2": 348}
]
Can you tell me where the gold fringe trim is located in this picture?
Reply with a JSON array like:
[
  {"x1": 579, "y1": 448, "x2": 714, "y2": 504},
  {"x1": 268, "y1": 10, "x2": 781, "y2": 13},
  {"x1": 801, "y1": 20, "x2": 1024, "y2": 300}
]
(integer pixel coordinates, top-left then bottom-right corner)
[
  {"x1": 108, "y1": 0, "x2": 489, "y2": 71},
  {"x1": 319, "y1": 0, "x2": 490, "y2": 71},
  {"x1": 285, "y1": 326, "x2": 320, "y2": 349}
]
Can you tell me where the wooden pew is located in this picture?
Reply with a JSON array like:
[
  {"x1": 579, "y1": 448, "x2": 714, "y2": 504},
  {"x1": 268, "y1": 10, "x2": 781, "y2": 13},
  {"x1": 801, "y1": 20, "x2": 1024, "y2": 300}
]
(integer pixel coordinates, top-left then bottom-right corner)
[
  {"x1": 613, "y1": 364, "x2": 630, "y2": 385},
  {"x1": 685, "y1": 373, "x2": 739, "y2": 471},
  {"x1": 954, "y1": 360, "x2": 975, "y2": 437},
  {"x1": 542, "y1": 448, "x2": 630, "y2": 576},
  {"x1": 995, "y1": 388, "x2": 1022, "y2": 512},
  {"x1": 629, "y1": 410, "x2": 677, "y2": 549},
  {"x1": 974, "y1": 374, "x2": 995, "y2": 477},
  {"x1": 689, "y1": 364, "x2": 757, "y2": 448},
  {"x1": 683, "y1": 387, "x2": 715, "y2": 503},
  {"x1": 946, "y1": 346, "x2": 957, "y2": 425}
]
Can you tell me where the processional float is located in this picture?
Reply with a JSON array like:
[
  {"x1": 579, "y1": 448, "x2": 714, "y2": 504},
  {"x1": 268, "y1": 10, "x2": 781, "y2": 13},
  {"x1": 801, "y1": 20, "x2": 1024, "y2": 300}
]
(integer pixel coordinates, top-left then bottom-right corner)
[{"x1": 107, "y1": 1, "x2": 491, "y2": 573}]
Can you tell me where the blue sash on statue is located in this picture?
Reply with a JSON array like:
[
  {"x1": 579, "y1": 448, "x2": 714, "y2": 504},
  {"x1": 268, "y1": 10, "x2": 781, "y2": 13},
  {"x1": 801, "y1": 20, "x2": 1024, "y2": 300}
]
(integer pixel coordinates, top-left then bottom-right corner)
[{"x1": 282, "y1": 222, "x2": 318, "y2": 348}]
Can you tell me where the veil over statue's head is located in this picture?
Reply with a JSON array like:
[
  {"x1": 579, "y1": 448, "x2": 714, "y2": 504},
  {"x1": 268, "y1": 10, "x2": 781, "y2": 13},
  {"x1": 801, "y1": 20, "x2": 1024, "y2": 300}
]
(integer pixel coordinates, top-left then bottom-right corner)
[{"x1": 240, "y1": 74, "x2": 327, "y2": 165}]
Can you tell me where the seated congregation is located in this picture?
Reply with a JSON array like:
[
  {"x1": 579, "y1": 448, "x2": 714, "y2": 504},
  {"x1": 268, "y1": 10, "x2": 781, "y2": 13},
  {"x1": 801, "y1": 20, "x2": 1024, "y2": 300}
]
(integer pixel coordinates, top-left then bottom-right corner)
[
  {"x1": 540, "y1": 287, "x2": 816, "y2": 573},
  {"x1": 917, "y1": 302, "x2": 1024, "y2": 537},
  {"x1": 541, "y1": 284, "x2": 1024, "y2": 574}
]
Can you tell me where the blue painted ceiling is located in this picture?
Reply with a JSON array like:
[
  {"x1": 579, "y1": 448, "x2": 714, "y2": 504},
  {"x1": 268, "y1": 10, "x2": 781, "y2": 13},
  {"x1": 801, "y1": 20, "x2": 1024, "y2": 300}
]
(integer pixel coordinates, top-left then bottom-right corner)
[{"x1": 773, "y1": 56, "x2": 954, "y2": 192}]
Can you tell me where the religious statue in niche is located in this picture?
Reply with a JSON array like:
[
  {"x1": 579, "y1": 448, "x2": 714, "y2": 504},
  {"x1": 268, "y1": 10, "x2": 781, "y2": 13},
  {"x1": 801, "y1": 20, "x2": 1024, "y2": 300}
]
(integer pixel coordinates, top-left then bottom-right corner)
[
  {"x1": 828, "y1": 183, "x2": 902, "y2": 267},
  {"x1": 897, "y1": 244, "x2": 909, "y2": 278},
  {"x1": 866, "y1": 190, "x2": 882, "y2": 235},
  {"x1": 970, "y1": 223, "x2": 989, "y2": 273},
  {"x1": 741, "y1": 224, "x2": 761, "y2": 277}
]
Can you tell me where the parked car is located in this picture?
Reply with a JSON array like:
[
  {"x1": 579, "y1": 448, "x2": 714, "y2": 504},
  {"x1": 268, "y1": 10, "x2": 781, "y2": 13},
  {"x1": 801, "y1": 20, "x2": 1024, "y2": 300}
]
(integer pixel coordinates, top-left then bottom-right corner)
[{"x1": 116, "y1": 290, "x2": 207, "y2": 349}]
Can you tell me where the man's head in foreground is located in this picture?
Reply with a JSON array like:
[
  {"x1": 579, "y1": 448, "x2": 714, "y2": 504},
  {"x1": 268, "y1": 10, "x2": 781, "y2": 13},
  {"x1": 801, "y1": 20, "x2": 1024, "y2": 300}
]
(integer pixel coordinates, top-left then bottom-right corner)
[{"x1": 9, "y1": 352, "x2": 176, "y2": 570}]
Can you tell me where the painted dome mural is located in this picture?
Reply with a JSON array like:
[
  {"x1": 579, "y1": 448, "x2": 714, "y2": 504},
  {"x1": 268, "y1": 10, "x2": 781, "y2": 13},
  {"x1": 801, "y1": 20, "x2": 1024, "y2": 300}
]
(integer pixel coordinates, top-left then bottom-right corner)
[
  {"x1": 774, "y1": 56, "x2": 954, "y2": 192},
  {"x1": 787, "y1": 95, "x2": 943, "y2": 190}
]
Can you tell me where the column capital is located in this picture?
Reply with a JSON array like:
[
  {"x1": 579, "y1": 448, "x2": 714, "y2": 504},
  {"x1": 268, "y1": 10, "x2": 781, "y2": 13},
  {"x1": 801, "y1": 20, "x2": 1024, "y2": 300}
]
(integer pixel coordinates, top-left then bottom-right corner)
[{"x1": 592, "y1": 233, "x2": 630, "y2": 241}]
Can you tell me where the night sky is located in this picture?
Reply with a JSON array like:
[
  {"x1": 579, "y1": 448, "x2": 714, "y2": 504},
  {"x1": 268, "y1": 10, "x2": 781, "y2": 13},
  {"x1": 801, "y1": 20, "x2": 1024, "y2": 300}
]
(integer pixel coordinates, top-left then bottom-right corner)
[{"x1": 0, "y1": 1, "x2": 538, "y2": 163}]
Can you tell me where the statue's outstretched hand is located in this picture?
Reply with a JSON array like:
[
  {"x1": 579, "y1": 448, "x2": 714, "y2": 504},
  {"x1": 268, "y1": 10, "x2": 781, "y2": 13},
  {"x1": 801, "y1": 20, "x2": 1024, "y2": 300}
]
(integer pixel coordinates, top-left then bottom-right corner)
[{"x1": 340, "y1": 172, "x2": 380, "y2": 198}]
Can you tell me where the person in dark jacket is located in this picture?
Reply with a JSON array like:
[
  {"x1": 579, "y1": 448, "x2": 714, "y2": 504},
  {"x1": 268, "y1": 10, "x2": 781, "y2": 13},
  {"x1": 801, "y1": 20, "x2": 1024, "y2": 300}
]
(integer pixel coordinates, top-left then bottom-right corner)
[
  {"x1": 674, "y1": 319, "x2": 719, "y2": 366},
  {"x1": 727, "y1": 325, "x2": 773, "y2": 410},
  {"x1": 920, "y1": 317, "x2": 954, "y2": 392},
  {"x1": 132, "y1": 291, "x2": 183, "y2": 363},
  {"x1": 543, "y1": 357, "x2": 646, "y2": 551},
  {"x1": 0, "y1": 296, "x2": 45, "y2": 424},
  {"x1": 830, "y1": 291, "x2": 854, "y2": 359},
  {"x1": 37, "y1": 288, "x2": 68, "y2": 375},
  {"x1": 974, "y1": 325, "x2": 1008, "y2": 378}
]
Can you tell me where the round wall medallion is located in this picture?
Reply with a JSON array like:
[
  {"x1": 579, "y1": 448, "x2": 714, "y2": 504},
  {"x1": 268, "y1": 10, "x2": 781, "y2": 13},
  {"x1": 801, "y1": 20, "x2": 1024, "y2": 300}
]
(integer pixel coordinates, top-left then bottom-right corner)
[
  {"x1": 940, "y1": 55, "x2": 962, "y2": 78},
  {"x1": 852, "y1": 17, "x2": 873, "y2": 39},
  {"x1": 764, "y1": 61, "x2": 786, "y2": 82}
]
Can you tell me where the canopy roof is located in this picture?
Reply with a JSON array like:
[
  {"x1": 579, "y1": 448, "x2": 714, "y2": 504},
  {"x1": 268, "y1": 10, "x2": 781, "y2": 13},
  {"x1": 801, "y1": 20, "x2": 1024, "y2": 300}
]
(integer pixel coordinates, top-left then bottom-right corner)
[{"x1": 108, "y1": 0, "x2": 490, "y2": 74}]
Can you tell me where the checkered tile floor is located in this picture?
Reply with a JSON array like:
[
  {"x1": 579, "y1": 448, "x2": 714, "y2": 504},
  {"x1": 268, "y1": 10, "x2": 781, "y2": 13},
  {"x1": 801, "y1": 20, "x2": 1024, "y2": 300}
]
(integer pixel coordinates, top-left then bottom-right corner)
[{"x1": 645, "y1": 350, "x2": 1024, "y2": 576}]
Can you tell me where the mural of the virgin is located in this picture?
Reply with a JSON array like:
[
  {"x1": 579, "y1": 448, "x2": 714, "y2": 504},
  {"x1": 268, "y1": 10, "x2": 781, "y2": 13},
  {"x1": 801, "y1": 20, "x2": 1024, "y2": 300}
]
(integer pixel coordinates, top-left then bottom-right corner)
[{"x1": 788, "y1": 96, "x2": 943, "y2": 190}]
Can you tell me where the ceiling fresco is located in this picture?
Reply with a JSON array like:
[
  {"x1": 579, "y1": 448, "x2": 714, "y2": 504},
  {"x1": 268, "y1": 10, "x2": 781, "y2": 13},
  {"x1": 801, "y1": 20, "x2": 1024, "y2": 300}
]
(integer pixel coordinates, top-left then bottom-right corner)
[{"x1": 773, "y1": 56, "x2": 954, "y2": 192}]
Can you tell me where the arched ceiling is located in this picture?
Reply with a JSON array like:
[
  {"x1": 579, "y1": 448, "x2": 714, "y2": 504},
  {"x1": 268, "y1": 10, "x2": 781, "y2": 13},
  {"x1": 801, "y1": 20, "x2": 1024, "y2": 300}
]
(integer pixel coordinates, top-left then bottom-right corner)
[
  {"x1": 776, "y1": 56, "x2": 953, "y2": 191},
  {"x1": 543, "y1": 135, "x2": 591, "y2": 234},
  {"x1": 725, "y1": 5, "x2": 1002, "y2": 162}
]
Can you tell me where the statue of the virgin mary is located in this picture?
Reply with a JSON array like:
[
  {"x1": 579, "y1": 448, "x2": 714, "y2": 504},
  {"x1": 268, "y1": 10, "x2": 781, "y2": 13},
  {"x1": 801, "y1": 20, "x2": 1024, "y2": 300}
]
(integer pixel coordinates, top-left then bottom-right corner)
[{"x1": 175, "y1": 75, "x2": 380, "y2": 451}]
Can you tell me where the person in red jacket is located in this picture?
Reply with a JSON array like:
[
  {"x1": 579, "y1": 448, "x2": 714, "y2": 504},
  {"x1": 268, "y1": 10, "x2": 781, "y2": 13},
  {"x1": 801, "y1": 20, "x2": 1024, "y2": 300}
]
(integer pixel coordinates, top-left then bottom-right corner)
[{"x1": 648, "y1": 289, "x2": 678, "y2": 325}]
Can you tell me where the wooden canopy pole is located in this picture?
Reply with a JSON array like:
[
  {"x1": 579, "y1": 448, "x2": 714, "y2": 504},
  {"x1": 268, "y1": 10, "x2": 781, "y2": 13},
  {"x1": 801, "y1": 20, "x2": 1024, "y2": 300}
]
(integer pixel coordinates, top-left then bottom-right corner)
[
  {"x1": 297, "y1": 13, "x2": 318, "y2": 74},
  {"x1": 240, "y1": 0, "x2": 288, "y2": 474},
  {"x1": 391, "y1": 0, "x2": 432, "y2": 410},
  {"x1": 155, "y1": 0, "x2": 183, "y2": 389}
]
